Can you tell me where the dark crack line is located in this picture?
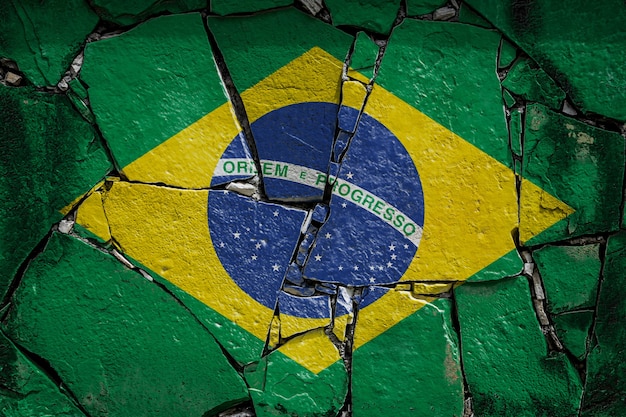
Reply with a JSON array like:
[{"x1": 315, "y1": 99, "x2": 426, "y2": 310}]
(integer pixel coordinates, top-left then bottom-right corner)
[{"x1": 450, "y1": 286, "x2": 475, "y2": 417}]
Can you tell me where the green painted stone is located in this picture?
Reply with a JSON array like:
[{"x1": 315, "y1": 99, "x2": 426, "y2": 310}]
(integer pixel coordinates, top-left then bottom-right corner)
[
  {"x1": 534, "y1": 244, "x2": 601, "y2": 313},
  {"x1": 457, "y1": 4, "x2": 493, "y2": 28},
  {"x1": 211, "y1": 0, "x2": 291, "y2": 15},
  {"x1": 498, "y1": 38, "x2": 518, "y2": 69},
  {"x1": 244, "y1": 331, "x2": 347, "y2": 417},
  {"x1": 208, "y1": 8, "x2": 353, "y2": 93},
  {"x1": 377, "y1": 20, "x2": 510, "y2": 167},
  {"x1": 81, "y1": 13, "x2": 225, "y2": 169},
  {"x1": 325, "y1": 0, "x2": 400, "y2": 34},
  {"x1": 349, "y1": 32, "x2": 379, "y2": 79},
  {"x1": 464, "y1": 0, "x2": 626, "y2": 121},
  {"x1": 2, "y1": 233, "x2": 249, "y2": 417},
  {"x1": 522, "y1": 104, "x2": 624, "y2": 245},
  {"x1": 0, "y1": 0, "x2": 98, "y2": 86},
  {"x1": 90, "y1": 0, "x2": 206, "y2": 26},
  {"x1": 0, "y1": 331, "x2": 85, "y2": 417},
  {"x1": 508, "y1": 108, "x2": 522, "y2": 157},
  {"x1": 467, "y1": 249, "x2": 522, "y2": 282},
  {"x1": 406, "y1": 0, "x2": 446, "y2": 16},
  {"x1": 0, "y1": 86, "x2": 111, "y2": 302},
  {"x1": 456, "y1": 277, "x2": 583, "y2": 417},
  {"x1": 352, "y1": 298, "x2": 464, "y2": 417},
  {"x1": 581, "y1": 231, "x2": 626, "y2": 417},
  {"x1": 552, "y1": 311, "x2": 593, "y2": 360},
  {"x1": 503, "y1": 57, "x2": 565, "y2": 109}
]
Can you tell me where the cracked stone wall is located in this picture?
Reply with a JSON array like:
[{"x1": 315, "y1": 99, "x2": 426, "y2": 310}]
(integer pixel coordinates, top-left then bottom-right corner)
[{"x1": 1, "y1": 1, "x2": 625, "y2": 416}]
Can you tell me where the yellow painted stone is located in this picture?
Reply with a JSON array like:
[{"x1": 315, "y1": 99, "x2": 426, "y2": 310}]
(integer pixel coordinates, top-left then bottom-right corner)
[
  {"x1": 278, "y1": 328, "x2": 341, "y2": 374},
  {"x1": 75, "y1": 190, "x2": 111, "y2": 242}
]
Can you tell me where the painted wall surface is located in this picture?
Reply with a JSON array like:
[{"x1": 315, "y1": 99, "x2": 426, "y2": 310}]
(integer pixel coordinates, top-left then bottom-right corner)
[{"x1": 0, "y1": 1, "x2": 625, "y2": 416}]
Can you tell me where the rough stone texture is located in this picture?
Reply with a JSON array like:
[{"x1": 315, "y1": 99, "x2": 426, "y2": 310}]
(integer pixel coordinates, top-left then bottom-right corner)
[
  {"x1": 502, "y1": 56, "x2": 566, "y2": 109},
  {"x1": 91, "y1": 0, "x2": 206, "y2": 26},
  {"x1": 581, "y1": 232, "x2": 626, "y2": 417},
  {"x1": 406, "y1": 0, "x2": 446, "y2": 16},
  {"x1": 0, "y1": 86, "x2": 111, "y2": 301},
  {"x1": 211, "y1": 0, "x2": 291, "y2": 15},
  {"x1": 348, "y1": 31, "x2": 378, "y2": 79},
  {"x1": 520, "y1": 104, "x2": 624, "y2": 244},
  {"x1": 553, "y1": 311, "x2": 593, "y2": 360},
  {"x1": 352, "y1": 297, "x2": 464, "y2": 416},
  {"x1": 456, "y1": 277, "x2": 583, "y2": 417},
  {"x1": 465, "y1": 0, "x2": 626, "y2": 121},
  {"x1": 325, "y1": 0, "x2": 400, "y2": 34},
  {"x1": 2, "y1": 232, "x2": 250, "y2": 417},
  {"x1": 0, "y1": 0, "x2": 98, "y2": 86}
]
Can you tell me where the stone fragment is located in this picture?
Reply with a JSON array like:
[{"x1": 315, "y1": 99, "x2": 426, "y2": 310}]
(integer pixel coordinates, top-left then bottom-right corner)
[
  {"x1": 211, "y1": 0, "x2": 291, "y2": 15},
  {"x1": 91, "y1": 0, "x2": 205, "y2": 26},
  {"x1": 457, "y1": 3, "x2": 493, "y2": 27},
  {"x1": 74, "y1": 189, "x2": 111, "y2": 243},
  {"x1": 2, "y1": 233, "x2": 250, "y2": 417},
  {"x1": 297, "y1": 0, "x2": 324, "y2": 15},
  {"x1": 552, "y1": 311, "x2": 593, "y2": 360},
  {"x1": 455, "y1": 277, "x2": 583, "y2": 416},
  {"x1": 432, "y1": 6, "x2": 456, "y2": 21},
  {"x1": 498, "y1": 38, "x2": 518, "y2": 69},
  {"x1": 520, "y1": 104, "x2": 624, "y2": 244},
  {"x1": 0, "y1": 0, "x2": 98, "y2": 86},
  {"x1": 3, "y1": 71, "x2": 21, "y2": 86},
  {"x1": 534, "y1": 244, "x2": 601, "y2": 313},
  {"x1": 338, "y1": 80, "x2": 368, "y2": 133},
  {"x1": 406, "y1": 0, "x2": 446, "y2": 16},
  {"x1": 0, "y1": 331, "x2": 85, "y2": 416},
  {"x1": 277, "y1": 291, "x2": 331, "y2": 339},
  {"x1": 348, "y1": 31, "x2": 379, "y2": 80},
  {"x1": 465, "y1": 0, "x2": 626, "y2": 121},
  {"x1": 81, "y1": 13, "x2": 233, "y2": 180},
  {"x1": 245, "y1": 329, "x2": 347, "y2": 416},
  {"x1": 0, "y1": 86, "x2": 111, "y2": 301},
  {"x1": 325, "y1": 0, "x2": 400, "y2": 34},
  {"x1": 352, "y1": 298, "x2": 464, "y2": 416},
  {"x1": 581, "y1": 231, "x2": 626, "y2": 416},
  {"x1": 502, "y1": 57, "x2": 566, "y2": 109},
  {"x1": 377, "y1": 19, "x2": 510, "y2": 166}
]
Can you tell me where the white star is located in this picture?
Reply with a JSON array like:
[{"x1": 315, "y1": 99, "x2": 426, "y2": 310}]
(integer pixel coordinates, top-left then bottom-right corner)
[
  {"x1": 315, "y1": 254, "x2": 322, "y2": 261},
  {"x1": 369, "y1": 277, "x2": 376, "y2": 283},
  {"x1": 387, "y1": 262, "x2": 393, "y2": 268},
  {"x1": 353, "y1": 265, "x2": 359, "y2": 271},
  {"x1": 325, "y1": 233, "x2": 332, "y2": 239},
  {"x1": 369, "y1": 265, "x2": 375, "y2": 271},
  {"x1": 233, "y1": 232, "x2": 241, "y2": 239},
  {"x1": 341, "y1": 202, "x2": 347, "y2": 208},
  {"x1": 255, "y1": 242, "x2": 262, "y2": 250},
  {"x1": 219, "y1": 242, "x2": 225, "y2": 248},
  {"x1": 346, "y1": 171, "x2": 354, "y2": 179},
  {"x1": 273, "y1": 210, "x2": 279, "y2": 217},
  {"x1": 391, "y1": 254, "x2": 397, "y2": 260},
  {"x1": 389, "y1": 244, "x2": 395, "y2": 251},
  {"x1": 251, "y1": 255, "x2": 258, "y2": 261},
  {"x1": 272, "y1": 263, "x2": 280, "y2": 272},
  {"x1": 378, "y1": 265, "x2": 384, "y2": 271},
  {"x1": 403, "y1": 244, "x2": 409, "y2": 249},
  {"x1": 338, "y1": 266, "x2": 344, "y2": 271}
]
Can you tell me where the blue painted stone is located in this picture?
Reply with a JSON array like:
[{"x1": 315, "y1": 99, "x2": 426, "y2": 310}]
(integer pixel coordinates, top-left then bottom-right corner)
[{"x1": 279, "y1": 291, "x2": 331, "y2": 319}]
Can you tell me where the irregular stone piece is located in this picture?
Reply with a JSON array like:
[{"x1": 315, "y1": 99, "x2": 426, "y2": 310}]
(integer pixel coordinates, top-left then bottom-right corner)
[
  {"x1": 244, "y1": 329, "x2": 347, "y2": 416},
  {"x1": 520, "y1": 104, "x2": 625, "y2": 244},
  {"x1": 432, "y1": 6, "x2": 456, "y2": 21},
  {"x1": 582, "y1": 231, "x2": 626, "y2": 417},
  {"x1": 348, "y1": 31, "x2": 378, "y2": 79},
  {"x1": 74, "y1": 190, "x2": 111, "y2": 243},
  {"x1": 457, "y1": 3, "x2": 493, "y2": 28},
  {"x1": 2, "y1": 233, "x2": 250, "y2": 417},
  {"x1": 465, "y1": 0, "x2": 626, "y2": 121},
  {"x1": 466, "y1": 249, "x2": 522, "y2": 282},
  {"x1": 0, "y1": 86, "x2": 111, "y2": 301},
  {"x1": 0, "y1": 331, "x2": 85, "y2": 416},
  {"x1": 90, "y1": 0, "x2": 205, "y2": 26},
  {"x1": 82, "y1": 13, "x2": 231, "y2": 172},
  {"x1": 377, "y1": 19, "x2": 510, "y2": 166},
  {"x1": 534, "y1": 244, "x2": 601, "y2": 313},
  {"x1": 352, "y1": 298, "x2": 464, "y2": 416},
  {"x1": 456, "y1": 277, "x2": 583, "y2": 416},
  {"x1": 211, "y1": 0, "x2": 291, "y2": 15},
  {"x1": 406, "y1": 0, "x2": 446, "y2": 16},
  {"x1": 0, "y1": 0, "x2": 98, "y2": 86},
  {"x1": 502, "y1": 57, "x2": 566, "y2": 109},
  {"x1": 325, "y1": 0, "x2": 400, "y2": 34},
  {"x1": 553, "y1": 311, "x2": 593, "y2": 360}
]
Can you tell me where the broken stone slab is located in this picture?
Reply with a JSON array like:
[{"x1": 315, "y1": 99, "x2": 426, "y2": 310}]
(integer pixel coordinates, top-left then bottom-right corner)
[
  {"x1": 432, "y1": 6, "x2": 457, "y2": 21},
  {"x1": 502, "y1": 56, "x2": 566, "y2": 109},
  {"x1": 325, "y1": 0, "x2": 400, "y2": 34},
  {"x1": 348, "y1": 31, "x2": 379, "y2": 80},
  {"x1": 81, "y1": 13, "x2": 236, "y2": 185},
  {"x1": 244, "y1": 328, "x2": 347, "y2": 416},
  {"x1": 520, "y1": 104, "x2": 625, "y2": 245},
  {"x1": 352, "y1": 297, "x2": 464, "y2": 416},
  {"x1": 277, "y1": 291, "x2": 332, "y2": 339},
  {"x1": 90, "y1": 0, "x2": 206, "y2": 26},
  {"x1": 465, "y1": 0, "x2": 626, "y2": 121},
  {"x1": 2, "y1": 232, "x2": 250, "y2": 417},
  {"x1": 457, "y1": 3, "x2": 493, "y2": 28},
  {"x1": 211, "y1": 0, "x2": 291, "y2": 15},
  {"x1": 74, "y1": 189, "x2": 111, "y2": 244},
  {"x1": 533, "y1": 244, "x2": 601, "y2": 313},
  {"x1": 0, "y1": 331, "x2": 86, "y2": 416},
  {"x1": 552, "y1": 311, "x2": 593, "y2": 360},
  {"x1": 581, "y1": 231, "x2": 626, "y2": 417},
  {"x1": 0, "y1": 0, "x2": 98, "y2": 86},
  {"x1": 0, "y1": 86, "x2": 111, "y2": 302},
  {"x1": 455, "y1": 277, "x2": 583, "y2": 416},
  {"x1": 338, "y1": 80, "x2": 368, "y2": 133},
  {"x1": 406, "y1": 0, "x2": 447, "y2": 16}
]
